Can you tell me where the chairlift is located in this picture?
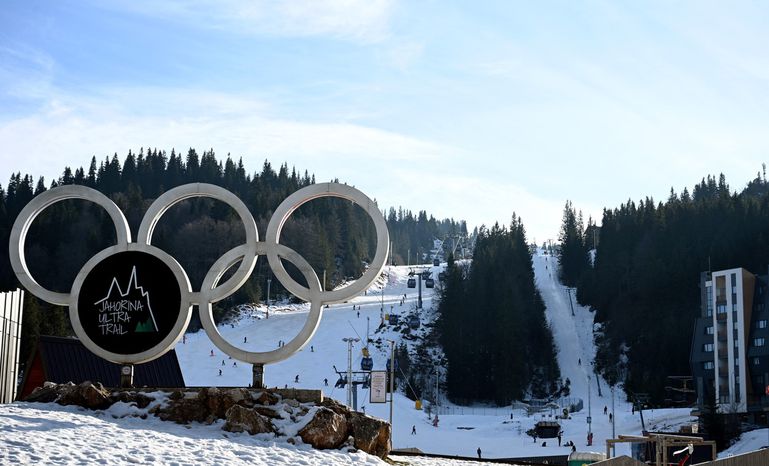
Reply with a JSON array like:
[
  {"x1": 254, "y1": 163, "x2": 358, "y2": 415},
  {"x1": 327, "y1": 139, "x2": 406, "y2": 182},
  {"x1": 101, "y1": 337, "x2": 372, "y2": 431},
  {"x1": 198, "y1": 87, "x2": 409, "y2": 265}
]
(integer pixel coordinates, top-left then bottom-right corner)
[
  {"x1": 407, "y1": 278, "x2": 416, "y2": 288},
  {"x1": 408, "y1": 315, "x2": 421, "y2": 329},
  {"x1": 439, "y1": 272, "x2": 446, "y2": 281},
  {"x1": 421, "y1": 271, "x2": 431, "y2": 279},
  {"x1": 433, "y1": 258, "x2": 440, "y2": 266},
  {"x1": 335, "y1": 377, "x2": 347, "y2": 388},
  {"x1": 389, "y1": 313, "x2": 400, "y2": 325},
  {"x1": 361, "y1": 357, "x2": 373, "y2": 371},
  {"x1": 425, "y1": 278, "x2": 434, "y2": 288}
]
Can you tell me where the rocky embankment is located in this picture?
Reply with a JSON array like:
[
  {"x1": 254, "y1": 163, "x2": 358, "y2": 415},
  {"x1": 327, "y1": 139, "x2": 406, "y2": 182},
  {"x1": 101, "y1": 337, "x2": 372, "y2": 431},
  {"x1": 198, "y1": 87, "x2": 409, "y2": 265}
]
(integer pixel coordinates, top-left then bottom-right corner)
[{"x1": 24, "y1": 382, "x2": 390, "y2": 458}]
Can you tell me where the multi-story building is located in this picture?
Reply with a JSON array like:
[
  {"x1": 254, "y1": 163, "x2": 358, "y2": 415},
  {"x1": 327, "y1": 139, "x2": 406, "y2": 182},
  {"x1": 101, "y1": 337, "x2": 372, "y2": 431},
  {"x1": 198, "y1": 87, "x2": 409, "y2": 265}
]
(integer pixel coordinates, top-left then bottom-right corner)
[{"x1": 691, "y1": 267, "x2": 769, "y2": 415}]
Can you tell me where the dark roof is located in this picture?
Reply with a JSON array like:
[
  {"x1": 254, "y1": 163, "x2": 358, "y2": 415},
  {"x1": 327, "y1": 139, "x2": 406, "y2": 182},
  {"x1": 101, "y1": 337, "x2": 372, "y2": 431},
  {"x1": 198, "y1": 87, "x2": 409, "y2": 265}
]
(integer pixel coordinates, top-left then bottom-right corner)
[{"x1": 32, "y1": 335, "x2": 185, "y2": 388}]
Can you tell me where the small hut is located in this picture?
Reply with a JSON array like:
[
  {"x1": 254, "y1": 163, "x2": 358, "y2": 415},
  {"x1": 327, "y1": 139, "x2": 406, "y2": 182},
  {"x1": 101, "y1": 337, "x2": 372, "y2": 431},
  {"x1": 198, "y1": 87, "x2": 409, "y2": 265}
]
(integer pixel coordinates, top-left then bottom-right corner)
[
  {"x1": 534, "y1": 420, "x2": 561, "y2": 438},
  {"x1": 19, "y1": 335, "x2": 185, "y2": 399}
]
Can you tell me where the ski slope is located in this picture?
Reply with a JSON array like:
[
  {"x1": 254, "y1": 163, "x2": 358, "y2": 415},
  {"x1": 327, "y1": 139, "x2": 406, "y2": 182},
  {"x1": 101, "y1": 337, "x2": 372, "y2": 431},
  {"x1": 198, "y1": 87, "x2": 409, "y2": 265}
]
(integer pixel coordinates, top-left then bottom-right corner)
[
  {"x1": 174, "y1": 252, "x2": 696, "y2": 458},
  {"x1": 1, "y1": 250, "x2": 708, "y2": 464}
]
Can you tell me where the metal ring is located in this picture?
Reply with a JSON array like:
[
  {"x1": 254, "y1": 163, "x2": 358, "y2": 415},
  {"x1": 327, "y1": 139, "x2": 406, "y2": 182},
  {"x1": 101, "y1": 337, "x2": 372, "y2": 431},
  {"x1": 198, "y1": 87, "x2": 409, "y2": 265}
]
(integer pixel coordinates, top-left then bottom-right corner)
[
  {"x1": 11, "y1": 181, "x2": 389, "y2": 367},
  {"x1": 264, "y1": 182, "x2": 389, "y2": 304},
  {"x1": 198, "y1": 242, "x2": 323, "y2": 364},
  {"x1": 69, "y1": 243, "x2": 193, "y2": 364},
  {"x1": 8, "y1": 185, "x2": 131, "y2": 306},
  {"x1": 137, "y1": 183, "x2": 259, "y2": 303}
]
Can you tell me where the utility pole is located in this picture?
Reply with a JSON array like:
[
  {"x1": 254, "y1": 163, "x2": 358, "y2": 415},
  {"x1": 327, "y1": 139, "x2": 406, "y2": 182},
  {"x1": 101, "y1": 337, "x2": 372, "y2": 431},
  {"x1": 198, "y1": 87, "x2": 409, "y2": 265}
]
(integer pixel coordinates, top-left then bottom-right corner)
[
  {"x1": 417, "y1": 272, "x2": 422, "y2": 309},
  {"x1": 342, "y1": 337, "x2": 360, "y2": 408},
  {"x1": 588, "y1": 375, "x2": 592, "y2": 441},
  {"x1": 266, "y1": 277, "x2": 271, "y2": 319},
  {"x1": 611, "y1": 385, "x2": 615, "y2": 454},
  {"x1": 388, "y1": 339, "x2": 395, "y2": 445}
]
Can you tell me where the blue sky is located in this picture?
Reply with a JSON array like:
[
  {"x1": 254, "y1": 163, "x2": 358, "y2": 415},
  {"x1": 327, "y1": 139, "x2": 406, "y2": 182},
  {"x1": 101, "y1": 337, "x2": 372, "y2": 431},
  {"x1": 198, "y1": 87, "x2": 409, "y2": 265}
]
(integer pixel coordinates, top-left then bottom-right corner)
[{"x1": 2, "y1": 1, "x2": 768, "y2": 242}]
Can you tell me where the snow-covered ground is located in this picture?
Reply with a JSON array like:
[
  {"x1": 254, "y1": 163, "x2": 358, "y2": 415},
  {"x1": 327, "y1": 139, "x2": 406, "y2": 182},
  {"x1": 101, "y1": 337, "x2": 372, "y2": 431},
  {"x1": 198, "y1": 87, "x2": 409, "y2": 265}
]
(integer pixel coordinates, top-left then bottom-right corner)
[{"x1": 2, "y1": 248, "x2": 755, "y2": 464}]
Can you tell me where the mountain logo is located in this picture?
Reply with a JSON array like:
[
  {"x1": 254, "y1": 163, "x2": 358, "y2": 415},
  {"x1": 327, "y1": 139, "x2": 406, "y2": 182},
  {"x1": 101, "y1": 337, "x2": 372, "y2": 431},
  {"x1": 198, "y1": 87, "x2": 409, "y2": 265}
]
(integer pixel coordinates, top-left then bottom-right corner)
[{"x1": 94, "y1": 266, "x2": 158, "y2": 336}]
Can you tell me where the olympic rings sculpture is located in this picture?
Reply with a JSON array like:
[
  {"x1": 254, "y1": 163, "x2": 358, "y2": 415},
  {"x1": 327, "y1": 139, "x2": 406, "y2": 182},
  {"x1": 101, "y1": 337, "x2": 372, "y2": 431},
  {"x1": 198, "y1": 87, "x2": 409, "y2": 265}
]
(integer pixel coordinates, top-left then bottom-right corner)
[{"x1": 9, "y1": 182, "x2": 389, "y2": 365}]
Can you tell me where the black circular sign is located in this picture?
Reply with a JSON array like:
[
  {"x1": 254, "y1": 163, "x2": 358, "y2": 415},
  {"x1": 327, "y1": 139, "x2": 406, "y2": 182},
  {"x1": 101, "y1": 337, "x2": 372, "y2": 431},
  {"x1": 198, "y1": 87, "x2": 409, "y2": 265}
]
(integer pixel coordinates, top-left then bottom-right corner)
[{"x1": 77, "y1": 251, "x2": 182, "y2": 355}]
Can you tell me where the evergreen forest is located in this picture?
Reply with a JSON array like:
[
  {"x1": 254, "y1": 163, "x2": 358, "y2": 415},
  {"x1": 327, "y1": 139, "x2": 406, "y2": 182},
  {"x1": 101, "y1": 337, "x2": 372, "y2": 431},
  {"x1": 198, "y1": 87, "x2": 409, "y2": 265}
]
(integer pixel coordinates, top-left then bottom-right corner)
[
  {"x1": 0, "y1": 149, "x2": 466, "y2": 369},
  {"x1": 437, "y1": 217, "x2": 561, "y2": 405},
  {"x1": 559, "y1": 171, "x2": 769, "y2": 403}
]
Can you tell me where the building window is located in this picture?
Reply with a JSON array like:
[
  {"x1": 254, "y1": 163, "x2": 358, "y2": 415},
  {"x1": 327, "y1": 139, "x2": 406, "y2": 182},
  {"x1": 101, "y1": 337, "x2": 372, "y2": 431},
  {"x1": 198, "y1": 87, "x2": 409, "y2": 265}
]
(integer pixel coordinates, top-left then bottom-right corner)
[
  {"x1": 704, "y1": 343, "x2": 714, "y2": 352},
  {"x1": 759, "y1": 320, "x2": 767, "y2": 329},
  {"x1": 706, "y1": 326, "x2": 714, "y2": 335},
  {"x1": 754, "y1": 338, "x2": 766, "y2": 347},
  {"x1": 717, "y1": 304, "x2": 727, "y2": 314},
  {"x1": 703, "y1": 361, "x2": 715, "y2": 370}
]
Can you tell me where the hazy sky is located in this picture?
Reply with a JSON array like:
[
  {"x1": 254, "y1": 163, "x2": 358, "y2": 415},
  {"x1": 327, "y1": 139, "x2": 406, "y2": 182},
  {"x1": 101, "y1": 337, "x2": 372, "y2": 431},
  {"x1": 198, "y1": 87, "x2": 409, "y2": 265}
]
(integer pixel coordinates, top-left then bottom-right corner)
[{"x1": 1, "y1": 1, "x2": 768, "y2": 242}]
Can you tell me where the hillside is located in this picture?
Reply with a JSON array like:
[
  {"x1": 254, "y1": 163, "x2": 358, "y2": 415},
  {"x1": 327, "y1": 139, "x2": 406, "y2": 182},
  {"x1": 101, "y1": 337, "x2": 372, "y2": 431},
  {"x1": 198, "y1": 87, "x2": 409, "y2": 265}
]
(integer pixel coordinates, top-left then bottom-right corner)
[{"x1": 0, "y1": 250, "x2": 717, "y2": 464}]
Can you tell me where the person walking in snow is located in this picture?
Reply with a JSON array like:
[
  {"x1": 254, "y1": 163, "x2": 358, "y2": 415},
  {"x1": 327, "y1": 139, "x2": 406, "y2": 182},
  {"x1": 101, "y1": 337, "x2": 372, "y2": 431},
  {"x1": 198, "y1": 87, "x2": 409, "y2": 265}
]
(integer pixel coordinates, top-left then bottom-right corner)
[
  {"x1": 578, "y1": 358, "x2": 581, "y2": 365},
  {"x1": 218, "y1": 369, "x2": 222, "y2": 376},
  {"x1": 210, "y1": 349, "x2": 215, "y2": 357},
  {"x1": 311, "y1": 345, "x2": 314, "y2": 352},
  {"x1": 557, "y1": 432, "x2": 562, "y2": 446},
  {"x1": 609, "y1": 413, "x2": 613, "y2": 423},
  {"x1": 603, "y1": 406, "x2": 607, "y2": 415},
  {"x1": 411, "y1": 425, "x2": 416, "y2": 435},
  {"x1": 477, "y1": 447, "x2": 482, "y2": 459},
  {"x1": 295, "y1": 374, "x2": 299, "y2": 383},
  {"x1": 243, "y1": 336, "x2": 247, "y2": 343},
  {"x1": 233, "y1": 361, "x2": 237, "y2": 367},
  {"x1": 222, "y1": 360, "x2": 225, "y2": 366},
  {"x1": 357, "y1": 311, "x2": 360, "y2": 318},
  {"x1": 324, "y1": 378, "x2": 328, "y2": 386}
]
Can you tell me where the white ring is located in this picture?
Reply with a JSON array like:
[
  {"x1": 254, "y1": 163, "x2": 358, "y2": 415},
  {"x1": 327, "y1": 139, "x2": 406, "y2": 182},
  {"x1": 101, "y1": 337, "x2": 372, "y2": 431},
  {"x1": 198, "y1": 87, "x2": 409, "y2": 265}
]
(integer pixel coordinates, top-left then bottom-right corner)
[
  {"x1": 137, "y1": 183, "x2": 259, "y2": 303},
  {"x1": 9, "y1": 185, "x2": 130, "y2": 306},
  {"x1": 199, "y1": 242, "x2": 323, "y2": 364},
  {"x1": 264, "y1": 182, "x2": 389, "y2": 304},
  {"x1": 11, "y1": 182, "x2": 390, "y2": 367},
  {"x1": 69, "y1": 243, "x2": 193, "y2": 364}
]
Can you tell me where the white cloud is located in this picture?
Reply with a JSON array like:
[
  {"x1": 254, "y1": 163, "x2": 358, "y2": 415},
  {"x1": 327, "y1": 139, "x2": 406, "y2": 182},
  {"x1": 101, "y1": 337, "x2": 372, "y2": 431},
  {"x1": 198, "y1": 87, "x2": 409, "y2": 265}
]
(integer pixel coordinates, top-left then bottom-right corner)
[
  {"x1": 98, "y1": 0, "x2": 395, "y2": 43},
  {"x1": 0, "y1": 86, "x2": 449, "y2": 186}
]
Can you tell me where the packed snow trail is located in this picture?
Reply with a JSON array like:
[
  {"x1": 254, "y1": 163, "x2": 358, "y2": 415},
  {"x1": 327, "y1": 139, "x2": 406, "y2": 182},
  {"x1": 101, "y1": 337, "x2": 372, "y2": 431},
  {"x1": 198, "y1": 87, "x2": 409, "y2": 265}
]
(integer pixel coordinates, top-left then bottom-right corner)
[
  {"x1": 532, "y1": 249, "x2": 606, "y2": 407},
  {"x1": 1, "y1": 258, "x2": 701, "y2": 463},
  {"x1": 173, "y1": 257, "x2": 695, "y2": 458}
]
